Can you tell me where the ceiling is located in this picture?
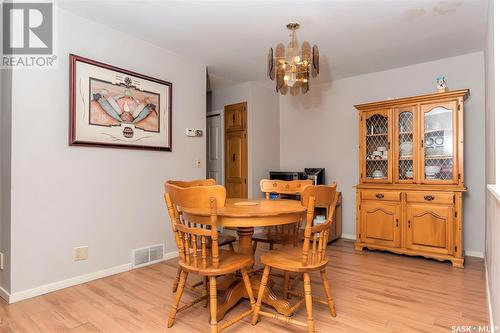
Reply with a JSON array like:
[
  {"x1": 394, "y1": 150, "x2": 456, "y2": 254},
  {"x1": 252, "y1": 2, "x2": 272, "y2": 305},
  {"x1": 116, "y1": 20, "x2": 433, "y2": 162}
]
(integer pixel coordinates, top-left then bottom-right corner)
[{"x1": 59, "y1": 0, "x2": 489, "y2": 90}]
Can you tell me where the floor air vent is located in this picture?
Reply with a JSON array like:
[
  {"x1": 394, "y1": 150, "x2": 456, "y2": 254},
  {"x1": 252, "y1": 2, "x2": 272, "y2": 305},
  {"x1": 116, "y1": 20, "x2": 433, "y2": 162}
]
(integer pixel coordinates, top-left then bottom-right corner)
[{"x1": 132, "y1": 244, "x2": 164, "y2": 268}]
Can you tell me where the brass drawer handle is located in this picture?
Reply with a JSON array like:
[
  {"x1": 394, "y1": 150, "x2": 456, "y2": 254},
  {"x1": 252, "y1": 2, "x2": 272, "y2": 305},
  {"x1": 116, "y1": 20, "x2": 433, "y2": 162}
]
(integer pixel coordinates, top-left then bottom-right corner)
[
  {"x1": 424, "y1": 195, "x2": 435, "y2": 201},
  {"x1": 376, "y1": 193, "x2": 384, "y2": 199}
]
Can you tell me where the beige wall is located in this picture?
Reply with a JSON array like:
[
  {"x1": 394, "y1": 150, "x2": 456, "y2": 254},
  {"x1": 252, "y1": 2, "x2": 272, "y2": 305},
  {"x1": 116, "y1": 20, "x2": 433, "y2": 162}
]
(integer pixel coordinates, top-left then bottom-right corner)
[
  {"x1": 8, "y1": 7, "x2": 206, "y2": 294},
  {"x1": 0, "y1": 69, "x2": 12, "y2": 293},
  {"x1": 486, "y1": 187, "x2": 500, "y2": 331},
  {"x1": 211, "y1": 82, "x2": 280, "y2": 198},
  {"x1": 486, "y1": 0, "x2": 496, "y2": 185},
  {"x1": 485, "y1": 1, "x2": 498, "y2": 331},
  {"x1": 280, "y1": 52, "x2": 486, "y2": 254}
]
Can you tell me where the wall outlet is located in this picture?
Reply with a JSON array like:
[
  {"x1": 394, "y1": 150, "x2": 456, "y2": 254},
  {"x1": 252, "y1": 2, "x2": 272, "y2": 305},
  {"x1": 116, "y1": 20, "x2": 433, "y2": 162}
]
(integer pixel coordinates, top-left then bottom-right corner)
[
  {"x1": 74, "y1": 246, "x2": 88, "y2": 261},
  {"x1": 0, "y1": 252, "x2": 4, "y2": 270},
  {"x1": 196, "y1": 159, "x2": 202, "y2": 168}
]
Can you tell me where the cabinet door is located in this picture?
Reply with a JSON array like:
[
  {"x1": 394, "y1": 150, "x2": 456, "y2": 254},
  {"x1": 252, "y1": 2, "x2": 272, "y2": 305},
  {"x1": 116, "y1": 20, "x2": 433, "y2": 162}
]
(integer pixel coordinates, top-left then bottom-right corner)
[
  {"x1": 419, "y1": 100, "x2": 458, "y2": 184},
  {"x1": 405, "y1": 204, "x2": 454, "y2": 255},
  {"x1": 361, "y1": 109, "x2": 393, "y2": 183},
  {"x1": 394, "y1": 106, "x2": 418, "y2": 183},
  {"x1": 225, "y1": 130, "x2": 248, "y2": 198},
  {"x1": 225, "y1": 103, "x2": 246, "y2": 132},
  {"x1": 361, "y1": 201, "x2": 400, "y2": 247}
]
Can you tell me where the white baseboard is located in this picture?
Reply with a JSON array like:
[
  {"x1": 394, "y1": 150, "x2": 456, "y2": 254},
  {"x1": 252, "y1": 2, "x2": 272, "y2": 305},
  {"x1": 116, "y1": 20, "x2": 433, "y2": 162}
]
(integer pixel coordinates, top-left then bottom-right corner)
[
  {"x1": 0, "y1": 286, "x2": 9, "y2": 303},
  {"x1": 465, "y1": 250, "x2": 485, "y2": 258},
  {"x1": 485, "y1": 258, "x2": 495, "y2": 333},
  {"x1": 8, "y1": 251, "x2": 180, "y2": 304},
  {"x1": 9, "y1": 263, "x2": 132, "y2": 303},
  {"x1": 341, "y1": 233, "x2": 356, "y2": 240},
  {"x1": 164, "y1": 250, "x2": 178, "y2": 260}
]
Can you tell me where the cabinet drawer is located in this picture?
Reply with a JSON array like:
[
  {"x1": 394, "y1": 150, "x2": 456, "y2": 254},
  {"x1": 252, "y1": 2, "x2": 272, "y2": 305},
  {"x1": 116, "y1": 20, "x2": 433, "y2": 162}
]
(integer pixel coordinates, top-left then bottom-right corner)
[
  {"x1": 361, "y1": 191, "x2": 400, "y2": 202},
  {"x1": 406, "y1": 192, "x2": 454, "y2": 205}
]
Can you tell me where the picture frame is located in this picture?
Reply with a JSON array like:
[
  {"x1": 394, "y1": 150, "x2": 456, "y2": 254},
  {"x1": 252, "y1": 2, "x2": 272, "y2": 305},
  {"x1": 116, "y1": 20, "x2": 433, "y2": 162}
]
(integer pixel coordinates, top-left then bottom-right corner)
[{"x1": 69, "y1": 54, "x2": 172, "y2": 151}]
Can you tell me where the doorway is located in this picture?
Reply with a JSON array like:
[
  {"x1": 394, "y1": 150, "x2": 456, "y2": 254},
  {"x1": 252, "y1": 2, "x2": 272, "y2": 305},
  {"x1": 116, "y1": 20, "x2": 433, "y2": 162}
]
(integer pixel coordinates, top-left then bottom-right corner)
[{"x1": 206, "y1": 112, "x2": 223, "y2": 184}]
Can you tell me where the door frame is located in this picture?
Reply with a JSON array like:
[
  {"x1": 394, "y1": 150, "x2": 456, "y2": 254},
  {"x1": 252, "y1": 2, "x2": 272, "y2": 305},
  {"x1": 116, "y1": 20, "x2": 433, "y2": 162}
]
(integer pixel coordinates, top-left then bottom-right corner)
[{"x1": 207, "y1": 110, "x2": 224, "y2": 185}]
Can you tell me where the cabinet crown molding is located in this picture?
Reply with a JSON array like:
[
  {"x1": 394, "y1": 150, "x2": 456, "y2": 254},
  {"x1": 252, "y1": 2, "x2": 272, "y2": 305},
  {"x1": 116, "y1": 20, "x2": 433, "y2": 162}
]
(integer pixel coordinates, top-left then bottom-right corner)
[{"x1": 354, "y1": 89, "x2": 470, "y2": 111}]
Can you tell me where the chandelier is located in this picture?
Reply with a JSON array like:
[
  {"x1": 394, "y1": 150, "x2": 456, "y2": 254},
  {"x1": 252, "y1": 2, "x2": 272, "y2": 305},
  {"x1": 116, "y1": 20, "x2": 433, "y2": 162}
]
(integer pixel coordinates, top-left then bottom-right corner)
[{"x1": 267, "y1": 22, "x2": 319, "y2": 95}]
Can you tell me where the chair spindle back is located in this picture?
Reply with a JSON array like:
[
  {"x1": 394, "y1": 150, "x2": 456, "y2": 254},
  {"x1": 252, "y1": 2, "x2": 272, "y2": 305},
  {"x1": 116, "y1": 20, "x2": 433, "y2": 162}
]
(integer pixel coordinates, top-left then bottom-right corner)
[
  {"x1": 165, "y1": 183, "x2": 226, "y2": 270},
  {"x1": 300, "y1": 183, "x2": 339, "y2": 266},
  {"x1": 260, "y1": 179, "x2": 313, "y2": 243}
]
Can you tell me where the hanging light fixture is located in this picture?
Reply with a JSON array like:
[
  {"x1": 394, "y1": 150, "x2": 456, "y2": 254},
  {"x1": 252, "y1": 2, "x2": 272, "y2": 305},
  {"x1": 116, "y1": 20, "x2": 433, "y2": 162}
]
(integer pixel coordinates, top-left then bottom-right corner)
[{"x1": 267, "y1": 22, "x2": 319, "y2": 95}]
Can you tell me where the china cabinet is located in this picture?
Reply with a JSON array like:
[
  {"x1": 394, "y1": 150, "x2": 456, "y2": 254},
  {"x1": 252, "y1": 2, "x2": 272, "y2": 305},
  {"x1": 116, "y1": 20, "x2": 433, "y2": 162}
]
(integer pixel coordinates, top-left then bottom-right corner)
[{"x1": 354, "y1": 89, "x2": 468, "y2": 267}]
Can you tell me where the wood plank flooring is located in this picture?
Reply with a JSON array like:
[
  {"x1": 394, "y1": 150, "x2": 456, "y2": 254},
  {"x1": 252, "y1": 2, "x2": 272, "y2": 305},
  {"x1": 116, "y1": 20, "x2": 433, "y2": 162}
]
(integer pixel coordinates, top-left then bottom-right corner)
[{"x1": 0, "y1": 240, "x2": 489, "y2": 332}]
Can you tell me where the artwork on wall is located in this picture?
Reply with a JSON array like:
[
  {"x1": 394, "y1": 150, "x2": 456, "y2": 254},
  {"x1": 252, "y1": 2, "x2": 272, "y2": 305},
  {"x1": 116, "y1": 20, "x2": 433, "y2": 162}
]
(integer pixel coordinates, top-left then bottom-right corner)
[{"x1": 69, "y1": 54, "x2": 172, "y2": 151}]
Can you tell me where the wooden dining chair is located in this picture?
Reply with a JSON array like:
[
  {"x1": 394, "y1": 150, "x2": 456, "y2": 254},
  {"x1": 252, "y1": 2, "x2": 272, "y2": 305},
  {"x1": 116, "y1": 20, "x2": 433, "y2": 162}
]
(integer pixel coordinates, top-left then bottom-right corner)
[
  {"x1": 164, "y1": 184, "x2": 255, "y2": 333},
  {"x1": 166, "y1": 179, "x2": 237, "y2": 293},
  {"x1": 252, "y1": 184, "x2": 339, "y2": 333},
  {"x1": 252, "y1": 179, "x2": 313, "y2": 253}
]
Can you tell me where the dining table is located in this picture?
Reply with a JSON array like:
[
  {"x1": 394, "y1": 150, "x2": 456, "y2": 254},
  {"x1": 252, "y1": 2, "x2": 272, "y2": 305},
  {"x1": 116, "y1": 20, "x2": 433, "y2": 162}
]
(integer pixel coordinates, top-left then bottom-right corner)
[{"x1": 183, "y1": 197, "x2": 306, "y2": 320}]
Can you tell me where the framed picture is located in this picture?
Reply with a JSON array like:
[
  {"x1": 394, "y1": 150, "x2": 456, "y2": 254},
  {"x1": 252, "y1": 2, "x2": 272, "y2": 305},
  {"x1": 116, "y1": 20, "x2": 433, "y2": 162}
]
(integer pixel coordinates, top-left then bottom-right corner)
[{"x1": 69, "y1": 54, "x2": 172, "y2": 151}]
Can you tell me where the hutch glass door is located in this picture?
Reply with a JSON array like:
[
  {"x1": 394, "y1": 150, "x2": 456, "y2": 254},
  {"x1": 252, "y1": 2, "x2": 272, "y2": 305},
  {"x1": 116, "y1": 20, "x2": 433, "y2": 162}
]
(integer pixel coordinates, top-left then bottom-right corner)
[
  {"x1": 363, "y1": 110, "x2": 392, "y2": 182},
  {"x1": 420, "y1": 101, "x2": 457, "y2": 183},
  {"x1": 394, "y1": 106, "x2": 417, "y2": 183}
]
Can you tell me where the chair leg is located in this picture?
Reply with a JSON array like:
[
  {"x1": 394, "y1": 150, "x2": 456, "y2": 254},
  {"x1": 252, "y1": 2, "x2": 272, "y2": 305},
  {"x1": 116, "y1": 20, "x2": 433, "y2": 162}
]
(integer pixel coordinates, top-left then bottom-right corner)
[
  {"x1": 172, "y1": 266, "x2": 182, "y2": 293},
  {"x1": 269, "y1": 243, "x2": 274, "y2": 251},
  {"x1": 283, "y1": 271, "x2": 290, "y2": 299},
  {"x1": 252, "y1": 265, "x2": 271, "y2": 325},
  {"x1": 202, "y1": 276, "x2": 209, "y2": 308},
  {"x1": 229, "y1": 242, "x2": 235, "y2": 252},
  {"x1": 241, "y1": 268, "x2": 255, "y2": 309},
  {"x1": 303, "y1": 273, "x2": 315, "y2": 333},
  {"x1": 320, "y1": 269, "x2": 336, "y2": 317},
  {"x1": 168, "y1": 270, "x2": 188, "y2": 328},
  {"x1": 253, "y1": 241, "x2": 258, "y2": 253},
  {"x1": 209, "y1": 276, "x2": 218, "y2": 333}
]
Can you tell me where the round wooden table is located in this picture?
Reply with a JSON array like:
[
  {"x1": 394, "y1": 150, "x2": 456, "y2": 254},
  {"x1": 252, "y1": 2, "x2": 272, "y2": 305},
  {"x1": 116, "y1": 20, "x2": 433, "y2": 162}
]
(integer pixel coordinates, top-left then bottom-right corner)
[{"x1": 186, "y1": 198, "x2": 306, "y2": 320}]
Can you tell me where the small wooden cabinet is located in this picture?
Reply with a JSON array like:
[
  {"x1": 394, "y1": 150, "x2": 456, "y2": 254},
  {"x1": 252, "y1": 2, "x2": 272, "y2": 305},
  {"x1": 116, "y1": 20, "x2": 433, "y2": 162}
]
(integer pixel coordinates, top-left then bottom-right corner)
[
  {"x1": 224, "y1": 102, "x2": 248, "y2": 198},
  {"x1": 355, "y1": 90, "x2": 468, "y2": 267}
]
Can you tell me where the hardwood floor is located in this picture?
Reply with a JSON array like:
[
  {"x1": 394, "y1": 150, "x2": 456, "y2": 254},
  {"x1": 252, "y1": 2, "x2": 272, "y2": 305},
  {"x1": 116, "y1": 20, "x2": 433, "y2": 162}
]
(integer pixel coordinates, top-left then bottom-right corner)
[{"x1": 0, "y1": 240, "x2": 489, "y2": 332}]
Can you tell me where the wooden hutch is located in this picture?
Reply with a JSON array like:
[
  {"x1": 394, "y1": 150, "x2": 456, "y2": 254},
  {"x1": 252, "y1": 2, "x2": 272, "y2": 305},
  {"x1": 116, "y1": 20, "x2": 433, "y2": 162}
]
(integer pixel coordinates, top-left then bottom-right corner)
[{"x1": 354, "y1": 89, "x2": 469, "y2": 267}]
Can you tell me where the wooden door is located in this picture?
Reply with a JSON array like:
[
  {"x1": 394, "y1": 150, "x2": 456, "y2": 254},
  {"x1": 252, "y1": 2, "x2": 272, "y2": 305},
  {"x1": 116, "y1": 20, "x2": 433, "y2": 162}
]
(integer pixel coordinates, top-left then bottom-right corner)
[
  {"x1": 361, "y1": 201, "x2": 400, "y2": 247},
  {"x1": 360, "y1": 109, "x2": 393, "y2": 183},
  {"x1": 206, "y1": 114, "x2": 223, "y2": 184},
  {"x1": 418, "y1": 100, "x2": 458, "y2": 185},
  {"x1": 394, "y1": 105, "x2": 418, "y2": 184},
  {"x1": 405, "y1": 204, "x2": 454, "y2": 255},
  {"x1": 224, "y1": 102, "x2": 247, "y2": 198}
]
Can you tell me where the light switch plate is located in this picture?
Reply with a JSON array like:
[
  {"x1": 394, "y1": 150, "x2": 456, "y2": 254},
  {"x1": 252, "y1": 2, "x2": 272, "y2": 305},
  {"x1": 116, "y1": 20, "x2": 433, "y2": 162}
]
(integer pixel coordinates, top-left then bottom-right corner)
[{"x1": 186, "y1": 128, "x2": 203, "y2": 137}]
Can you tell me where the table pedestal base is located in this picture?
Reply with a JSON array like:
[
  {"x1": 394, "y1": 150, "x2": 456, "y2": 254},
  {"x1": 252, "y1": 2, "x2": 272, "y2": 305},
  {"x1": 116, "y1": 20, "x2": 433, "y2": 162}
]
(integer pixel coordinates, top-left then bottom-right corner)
[{"x1": 216, "y1": 273, "x2": 293, "y2": 321}]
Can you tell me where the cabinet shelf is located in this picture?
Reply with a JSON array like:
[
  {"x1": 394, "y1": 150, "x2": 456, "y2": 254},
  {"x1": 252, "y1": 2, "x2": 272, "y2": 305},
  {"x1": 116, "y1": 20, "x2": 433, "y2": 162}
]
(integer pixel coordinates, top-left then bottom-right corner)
[
  {"x1": 366, "y1": 133, "x2": 388, "y2": 137},
  {"x1": 425, "y1": 129, "x2": 452, "y2": 134},
  {"x1": 425, "y1": 155, "x2": 453, "y2": 160}
]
